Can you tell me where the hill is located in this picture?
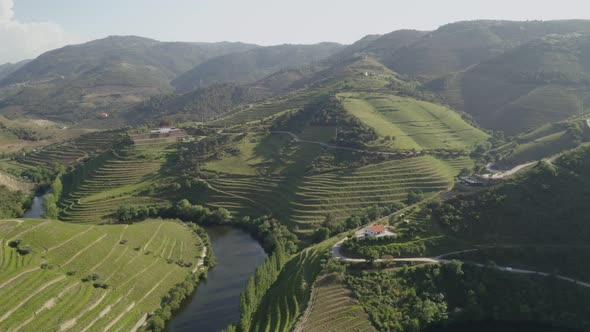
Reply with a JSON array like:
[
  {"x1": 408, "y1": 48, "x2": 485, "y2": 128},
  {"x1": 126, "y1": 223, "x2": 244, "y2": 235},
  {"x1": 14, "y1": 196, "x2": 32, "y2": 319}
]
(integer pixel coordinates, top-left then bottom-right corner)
[
  {"x1": 0, "y1": 36, "x2": 256, "y2": 122},
  {"x1": 492, "y1": 117, "x2": 590, "y2": 168},
  {"x1": 338, "y1": 92, "x2": 489, "y2": 151},
  {"x1": 326, "y1": 29, "x2": 427, "y2": 65},
  {"x1": 0, "y1": 218, "x2": 206, "y2": 332},
  {"x1": 295, "y1": 274, "x2": 376, "y2": 332},
  {"x1": 428, "y1": 34, "x2": 590, "y2": 135},
  {"x1": 127, "y1": 83, "x2": 267, "y2": 124},
  {"x1": 386, "y1": 20, "x2": 590, "y2": 80},
  {"x1": 171, "y1": 43, "x2": 345, "y2": 93},
  {"x1": 433, "y1": 146, "x2": 590, "y2": 244},
  {"x1": 0, "y1": 115, "x2": 92, "y2": 154},
  {"x1": 0, "y1": 60, "x2": 29, "y2": 82}
]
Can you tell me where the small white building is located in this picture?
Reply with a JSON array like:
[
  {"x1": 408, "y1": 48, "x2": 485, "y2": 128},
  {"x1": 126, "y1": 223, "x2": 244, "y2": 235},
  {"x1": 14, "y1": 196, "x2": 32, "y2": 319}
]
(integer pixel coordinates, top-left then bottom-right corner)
[
  {"x1": 150, "y1": 127, "x2": 180, "y2": 135},
  {"x1": 365, "y1": 224, "x2": 386, "y2": 237}
]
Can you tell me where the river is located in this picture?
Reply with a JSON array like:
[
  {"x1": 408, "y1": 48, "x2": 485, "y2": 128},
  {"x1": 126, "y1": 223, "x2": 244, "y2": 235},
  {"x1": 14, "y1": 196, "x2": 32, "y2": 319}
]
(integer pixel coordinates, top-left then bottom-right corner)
[
  {"x1": 167, "y1": 226, "x2": 267, "y2": 332},
  {"x1": 23, "y1": 193, "x2": 46, "y2": 219}
]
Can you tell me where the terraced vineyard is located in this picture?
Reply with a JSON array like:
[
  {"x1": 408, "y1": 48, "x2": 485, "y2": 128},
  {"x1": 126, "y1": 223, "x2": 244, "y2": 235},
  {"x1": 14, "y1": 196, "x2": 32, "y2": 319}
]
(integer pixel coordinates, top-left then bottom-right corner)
[
  {"x1": 210, "y1": 90, "x2": 320, "y2": 126},
  {"x1": 0, "y1": 219, "x2": 204, "y2": 332},
  {"x1": 206, "y1": 156, "x2": 472, "y2": 230},
  {"x1": 288, "y1": 156, "x2": 470, "y2": 226},
  {"x1": 59, "y1": 144, "x2": 167, "y2": 224},
  {"x1": 296, "y1": 275, "x2": 376, "y2": 332},
  {"x1": 251, "y1": 240, "x2": 336, "y2": 332},
  {"x1": 339, "y1": 92, "x2": 488, "y2": 151},
  {"x1": 18, "y1": 131, "x2": 125, "y2": 169}
]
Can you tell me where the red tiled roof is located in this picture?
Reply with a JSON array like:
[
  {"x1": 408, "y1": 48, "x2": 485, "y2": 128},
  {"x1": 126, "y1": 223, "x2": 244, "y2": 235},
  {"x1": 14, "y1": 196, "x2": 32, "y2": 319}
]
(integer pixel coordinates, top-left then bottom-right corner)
[{"x1": 368, "y1": 225, "x2": 386, "y2": 232}]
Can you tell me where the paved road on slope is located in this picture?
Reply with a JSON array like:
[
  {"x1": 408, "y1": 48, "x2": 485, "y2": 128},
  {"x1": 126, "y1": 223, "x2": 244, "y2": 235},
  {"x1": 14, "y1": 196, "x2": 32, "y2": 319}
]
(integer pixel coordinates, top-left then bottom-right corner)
[
  {"x1": 482, "y1": 161, "x2": 536, "y2": 180},
  {"x1": 331, "y1": 238, "x2": 590, "y2": 289}
]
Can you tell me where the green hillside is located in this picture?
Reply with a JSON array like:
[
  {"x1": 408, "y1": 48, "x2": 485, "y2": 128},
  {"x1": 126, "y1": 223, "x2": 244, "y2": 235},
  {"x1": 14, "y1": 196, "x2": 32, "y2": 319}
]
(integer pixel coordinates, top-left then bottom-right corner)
[
  {"x1": 16, "y1": 130, "x2": 126, "y2": 169},
  {"x1": 196, "y1": 129, "x2": 471, "y2": 230},
  {"x1": 429, "y1": 34, "x2": 590, "y2": 135},
  {"x1": 172, "y1": 43, "x2": 344, "y2": 92},
  {"x1": 128, "y1": 83, "x2": 264, "y2": 124},
  {"x1": 296, "y1": 274, "x2": 376, "y2": 332},
  {"x1": 493, "y1": 118, "x2": 590, "y2": 168},
  {"x1": 434, "y1": 146, "x2": 590, "y2": 244},
  {"x1": 326, "y1": 30, "x2": 427, "y2": 65},
  {"x1": 339, "y1": 92, "x2": 489, "y2": 151},
  {"x1": 0, "y1": 36, "x2": 256, "y2": 122},
  {"x1": 59, "y1": 141, "x2": 172, "y2": 224},
  {"x1": 0, "y1": 115, "x2": 92, "y2": 154},
  {"x1": 386, "y1": 20, "x2": 590, "y2": 80},
  {"x1": 0, "y1": 218, "x2": 205, "y2": 332},
  {"x1": 0, "y1": 60, "x2": 29, "y2": 82}
]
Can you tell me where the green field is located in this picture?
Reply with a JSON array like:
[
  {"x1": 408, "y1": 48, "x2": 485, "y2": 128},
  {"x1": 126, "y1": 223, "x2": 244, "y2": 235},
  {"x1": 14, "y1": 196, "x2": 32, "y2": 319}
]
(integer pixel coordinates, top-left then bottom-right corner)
[
  {"x1": 0, "y1": 218, "x2": 204, "y2": 332},
  {"x1": 338, "y1": 92, "x2": 488, "y2": 151},
  {"x1": 296, "y1": 274, "x2": 376, "y2": 332}
]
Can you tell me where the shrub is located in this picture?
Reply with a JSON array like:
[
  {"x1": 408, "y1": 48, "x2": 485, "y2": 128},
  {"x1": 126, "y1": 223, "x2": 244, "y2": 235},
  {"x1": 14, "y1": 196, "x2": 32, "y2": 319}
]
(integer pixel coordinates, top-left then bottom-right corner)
[
  {"x1": 8, "y1": 239, "x2": 21, "y2": 248},
  {"x1": 16, "y1": 246, "x2": 31, "y2": 256},
  {"x1": 93, "y1": 282, "x2": 109, "y2": 289}
]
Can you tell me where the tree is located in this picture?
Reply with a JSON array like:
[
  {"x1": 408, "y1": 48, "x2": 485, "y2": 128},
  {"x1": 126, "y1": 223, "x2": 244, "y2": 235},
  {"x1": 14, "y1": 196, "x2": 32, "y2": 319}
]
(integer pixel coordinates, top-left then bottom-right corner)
[
  {"x1": 407, "y1": 190, "x2": 424, "y2": 205},
  {"x1": 43, "y1": 194, "x2": 59, "y2": 219},
  {"x1": 148, "y1": 316, "x2": 166, "y2": 332},
  {"x1": 313, "y1": 227, "x2": 331, "y2": 242}
]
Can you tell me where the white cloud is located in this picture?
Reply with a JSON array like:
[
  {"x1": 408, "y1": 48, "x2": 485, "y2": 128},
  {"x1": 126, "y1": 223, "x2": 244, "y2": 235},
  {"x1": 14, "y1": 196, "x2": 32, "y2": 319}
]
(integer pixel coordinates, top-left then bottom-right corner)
[{"x1": 0, "y1": 0, "x2": 77, "y2": 63}]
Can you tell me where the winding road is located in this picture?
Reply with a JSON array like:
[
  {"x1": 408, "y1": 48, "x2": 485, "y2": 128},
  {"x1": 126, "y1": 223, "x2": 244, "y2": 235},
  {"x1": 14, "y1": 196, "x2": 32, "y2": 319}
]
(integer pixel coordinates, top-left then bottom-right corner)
[{"x1": 331, "y1": 237, "x2": 590, "y2": 289}]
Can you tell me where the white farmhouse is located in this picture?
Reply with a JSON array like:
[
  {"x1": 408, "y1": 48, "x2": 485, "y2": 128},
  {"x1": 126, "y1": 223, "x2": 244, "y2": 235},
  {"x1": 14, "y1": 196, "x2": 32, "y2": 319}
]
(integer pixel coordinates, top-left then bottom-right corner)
[{"x1": 365, "y1": 224, "x2": 386, "y2": 238}]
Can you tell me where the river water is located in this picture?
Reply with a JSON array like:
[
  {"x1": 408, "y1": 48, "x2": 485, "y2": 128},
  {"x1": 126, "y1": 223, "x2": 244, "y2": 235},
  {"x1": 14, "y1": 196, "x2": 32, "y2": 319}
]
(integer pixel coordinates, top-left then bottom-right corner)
[
  {"x1": 23, "y1": 194, "x2": 45, "y2": 219},
  {"x1": 167, "y1": 226, "x2": 267, "y2": 332}
]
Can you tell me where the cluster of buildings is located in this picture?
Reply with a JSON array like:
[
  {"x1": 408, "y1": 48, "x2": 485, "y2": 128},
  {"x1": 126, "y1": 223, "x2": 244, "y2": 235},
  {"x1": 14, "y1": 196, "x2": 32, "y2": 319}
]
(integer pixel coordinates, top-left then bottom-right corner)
[{"x1": 456, "y1": 175, "x2": 503, "y2": 189}]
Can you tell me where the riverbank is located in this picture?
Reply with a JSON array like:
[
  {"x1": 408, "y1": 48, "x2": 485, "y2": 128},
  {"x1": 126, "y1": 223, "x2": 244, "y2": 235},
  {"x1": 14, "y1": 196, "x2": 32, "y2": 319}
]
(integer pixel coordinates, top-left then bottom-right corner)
[{"x1": 166, "y1": 226, "x2": 266, "y2": 331}]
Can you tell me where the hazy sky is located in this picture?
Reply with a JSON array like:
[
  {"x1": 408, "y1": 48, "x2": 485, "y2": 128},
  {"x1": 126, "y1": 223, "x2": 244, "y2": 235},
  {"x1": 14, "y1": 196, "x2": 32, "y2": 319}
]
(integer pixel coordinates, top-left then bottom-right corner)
[{"x1": 1, "y1": 0, "x2": 590, "y2": 63}]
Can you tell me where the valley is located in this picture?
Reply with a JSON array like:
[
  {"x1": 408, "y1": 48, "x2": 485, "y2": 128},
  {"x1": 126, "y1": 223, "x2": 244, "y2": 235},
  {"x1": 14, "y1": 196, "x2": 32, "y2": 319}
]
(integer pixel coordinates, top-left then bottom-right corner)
[{"x1": 1, "y1": 17, "x2": 590, "y2": 332}]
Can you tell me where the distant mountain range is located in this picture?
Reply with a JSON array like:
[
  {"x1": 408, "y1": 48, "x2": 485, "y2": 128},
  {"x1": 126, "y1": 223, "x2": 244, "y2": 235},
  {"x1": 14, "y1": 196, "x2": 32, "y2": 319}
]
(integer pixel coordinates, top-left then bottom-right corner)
[
  {"x1": 3, "y1": 20, "x2": 590, "y2": 136},
  {"x1": 172, "y1": 43, "x2": 345, "y2": 93},
  {"x1": 0, "y1": 36, "x2": 256, "y2": 121}
]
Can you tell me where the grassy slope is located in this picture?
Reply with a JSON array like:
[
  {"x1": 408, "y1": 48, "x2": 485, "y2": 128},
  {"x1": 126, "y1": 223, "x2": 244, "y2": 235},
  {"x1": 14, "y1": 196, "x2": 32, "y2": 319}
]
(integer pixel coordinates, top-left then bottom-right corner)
[
  {"x1": 0, "y1": 218, "x2": 203, "y2": 332},
  {"x1": 339, "y1": 92, "x2": 488, "y2": 151}
]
